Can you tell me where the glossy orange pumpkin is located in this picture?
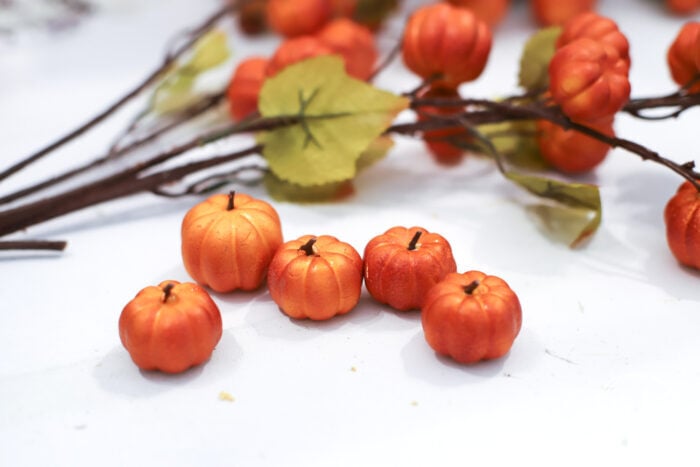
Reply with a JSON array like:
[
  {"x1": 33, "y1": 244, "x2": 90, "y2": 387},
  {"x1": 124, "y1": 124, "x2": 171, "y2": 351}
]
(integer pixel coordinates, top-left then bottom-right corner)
[
  {"x1": 667, "y1": 22, "x2": 700, "y2": 93},
  {"x1": 664, "y1": 180, "x2": 700, "y2": 270},
  {"x1": 119, "y1": 280, "x2": 223, "y2": 374},
  {"x1": 363, "y1": 226, "x2": 457, "y2": 311},
  {"x1": 227, "y1": 56, "x2": 269, "y2": 121},
  {"x1": 266, "y1": 36, "x2": 335, "y2": 77},
  {"x1": 548, "y1": 37, "x2": 630, "y2": 123},
  {"x1": 266, "y1": 0, "x2": 332, "y2": 37},
  {"x1": 446, "y1": 0, "x2": 511, "y2": 27},
  {"x1": 267, "y1": 235, "x2": 363, "y2": 320},
  {"x1": 181, "y1": 191, "x2": 283, "y2": 293},
  {"x1": 421, "y1": 270, "x2": 522, "y2": 364},
  {"x1": 556, "y1": 12, "x2": 630, "y2": 68},
  {"x1": 316, "y1": 18, "x2": 378, "y2": 80},
  {"x1": 536, "y1": 118, "x2": 613, "y2": 173},
  {"x1": 401, "y1": 3, "x2": 492, "y2": 90},
  {"x1": 530, "y1": 0, "x2": 596, "y2": 26}
]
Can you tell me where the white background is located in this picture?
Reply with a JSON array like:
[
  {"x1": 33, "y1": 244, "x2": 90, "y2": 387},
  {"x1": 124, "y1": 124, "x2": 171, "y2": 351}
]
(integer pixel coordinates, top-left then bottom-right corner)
[{"x1": 1, "y1": 1, "x2": 699, "y2": 465}]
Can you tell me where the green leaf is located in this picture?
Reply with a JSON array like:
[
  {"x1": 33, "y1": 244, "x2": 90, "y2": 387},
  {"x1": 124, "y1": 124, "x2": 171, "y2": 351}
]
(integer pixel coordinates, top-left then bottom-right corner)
[
  {"x1": 151, "y1": 29, "x2": 231, "y2": 115},
  {"x1": 477, "y1": 121, "x2": 548, "y2": 171},
  {"x1": 518, "y1": 26, "x2": 561, "y2": 92},
  {"x1": 257, "y1": 56, "x2": 409, "y2": 186},
  {"x1": 505, "y1": 172, "x2": 601, "y2": 247}
]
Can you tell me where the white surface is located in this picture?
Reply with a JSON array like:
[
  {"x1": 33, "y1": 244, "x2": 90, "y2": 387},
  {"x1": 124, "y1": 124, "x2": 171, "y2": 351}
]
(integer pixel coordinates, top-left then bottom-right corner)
[{"x1": 1, "y1": 1, "x2": 700, "y2": 466}]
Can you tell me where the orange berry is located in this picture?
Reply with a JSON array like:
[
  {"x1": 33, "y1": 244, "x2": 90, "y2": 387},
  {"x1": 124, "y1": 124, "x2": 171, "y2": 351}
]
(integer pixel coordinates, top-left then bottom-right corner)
[
  {"x1": 530, "y1": 0, "x2": 597, "y2": 26},
  {"x1": 266, "y1": 36, "x2": 335, "y2": 77},
  {"x1": 226, "y1": 56, "x2": 269, "y2": 121},
  {"x1": 536, "y1": 118, "x2": 613, "y2": 173}
]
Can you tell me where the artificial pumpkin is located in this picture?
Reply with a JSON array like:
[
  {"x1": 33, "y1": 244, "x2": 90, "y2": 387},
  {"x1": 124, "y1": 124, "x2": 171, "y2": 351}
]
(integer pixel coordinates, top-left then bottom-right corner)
[
  {"x1": 556, "y1": 12, "x2": 630, "y2": 68},
  {"x1": 363, "y1": 226, "x2": 457, "y2": 311},
  {"x1": 267, "y1": 235, "x2": 363, "y2": 320},
  {"x1": 416, "y1": 86, "x2": 468, "y2": 165},
  {"x1": 119, "y1": 280, "x2": 223, "y2": 374},
  {"x1": 530, "y1": 0, "x2": 596, "y2": 26},
  {"x1": 265, "y1": 36, "x2": 335, "y2": 77},
  {"x1": 536, "y1": 117, "x2": 613, "y2": 173},
  {"x1": 548, "y1": 37, "x2": 630, "y2": 123},
  {"x1": 266, "y1": 0, "x2": 332, "y2": 38},
  {"x1": 316, "y1": 18, "x2": 378, "y2": 81},
  {"x1": 401, "y1": 3, "x2": 492, "y2": 90},
  {"x1": 664, "y1": 180, "x2": 700, "y2": 270},
  {"x1": 446, "y1": 0, "x2": 511, "y2": 27},
  {"x1": 421, "y1": 270, "x2": 522, "y2": 364},
  {"x1": 181, "y1": 191, "x2": 283, "y2": 293},
  {"x1": 667, "y1": 22, "x2": 700, "y2": 93},
  {"x1": 227, "y1": 56, "x2": 269, "y2": 121}
]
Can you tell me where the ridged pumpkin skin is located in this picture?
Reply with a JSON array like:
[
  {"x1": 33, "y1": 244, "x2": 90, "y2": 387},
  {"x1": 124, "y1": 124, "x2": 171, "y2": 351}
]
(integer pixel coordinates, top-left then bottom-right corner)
[
  {"x1": 316, "y1": 18, "x2": 378, "y2": 80},
  {"x1": 556, "y1": 12, "x2": 630, "y2": 68},
  {"x1": 181, "y1": 192, "x2": 283, "y2": 293},
  {"x1": 536, "y1": 118, "x2": 613, "y2": 173},
  {"x1": 548, "y1": 37, "x2": 630, "y2": 123},
  {"x1": 401, "y1": 3, "x2": 492, "y2": 90},
  {"x1": 664, "y1": 181, "x2": 700, "y2": 270},
  {"x1": 667, "y1": 22, "x2": 700, "y2": 93},
  {"x1": 267, "y1": 235, "x2": 363, "y2": 320},
  {"x1": 266, "y1": 0, "x2": 332, "y2": 38},
  {"x1": 421, "y1": 271, "x2": 522, "y2": 364},
  {"x1": 119, "y1": 281, "x2": 223, "y2": 374},
  {"x1": 363, "y1": 226, "x2": 457, "y2": 311}
]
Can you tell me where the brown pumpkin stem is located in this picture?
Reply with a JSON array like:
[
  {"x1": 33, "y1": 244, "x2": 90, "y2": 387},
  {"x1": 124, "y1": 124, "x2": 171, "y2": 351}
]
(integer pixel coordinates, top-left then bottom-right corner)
[
  {"x1": 407, "y1": 231, "x2": 422, "y2": 251},
  {"x1": 162, "y1": 283, "x2": 176, "y2": 302},
  {"x1": 463, "y1": 280, "x2": 480, "y2": 295},
  {"x1": 227, "y1": 191, "x2": 236, "y2": 210},
  {"x1": 300, "y1": 237, "x2": 318, "y2": 256}
]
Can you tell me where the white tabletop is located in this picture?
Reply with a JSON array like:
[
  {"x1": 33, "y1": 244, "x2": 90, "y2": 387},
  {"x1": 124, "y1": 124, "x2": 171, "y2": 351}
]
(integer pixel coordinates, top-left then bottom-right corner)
[{"x1": 1, "y1": 1, "x2": 699, "y2": 465}]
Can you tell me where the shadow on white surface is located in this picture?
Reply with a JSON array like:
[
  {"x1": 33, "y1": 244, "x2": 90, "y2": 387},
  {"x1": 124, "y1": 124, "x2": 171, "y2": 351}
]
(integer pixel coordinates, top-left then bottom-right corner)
[{"x1": 93, "y1": 330, "x2": 241, "y2": 398}]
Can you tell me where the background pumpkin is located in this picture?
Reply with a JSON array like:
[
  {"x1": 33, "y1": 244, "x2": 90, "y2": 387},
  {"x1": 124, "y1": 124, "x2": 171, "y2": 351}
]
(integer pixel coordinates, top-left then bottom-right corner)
[{"x1": 664, "y1": 180, "x2": 700, "y2": 269}]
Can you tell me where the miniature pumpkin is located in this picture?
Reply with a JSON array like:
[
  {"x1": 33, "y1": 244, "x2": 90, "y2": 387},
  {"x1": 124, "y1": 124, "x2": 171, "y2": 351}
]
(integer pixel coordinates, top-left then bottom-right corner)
[
  {"x1": 266, "y1": 0, "x2": 332, "y2": 38},
  {"x1": 363, "y1": 226, "x2": 457, "y2": 311},
  {"x1": 316, "y1": 18, "x2": 378, "y2": 80},
  {"x1": 667, "y1": 22, "x2": 700, "y2": 93},
  {"x1": 548, "y1": 37, "x2": 630, "y2": 123},
  {"x1": 266, "y1": 36, "x2": 335, "y2": 77},
  {"x1": 421, "y1": 270, "x2": 522, "y2": 364},
  {"x1": 227, "y1": 56, "x2": 269, "y2": 121},
  {"x1": 536, "y1": 117, "x2": 613, "y2": 173},
  {"x1": 416, "y1": 86, "x2": 468, "y2": 165},
  {"x1": 530, "y1": 0, "x2": 596, "y2": 26},
  {"x1": 267, "y1": 235, "x2": 363, "y2": 320},
  {"x1": 181, "y1": 191, "x2": 283, "y2": 293},
  {"x1": 446, "y1": 0, "x2": 511, "y2": 27},
  {"x1": 556, "y1": 12, "x2": 630, "y2": 68},
  {"x1": 664, "y1": 180, "x2": 700, "y2": 270},
  {"x1": 119, "y1": 280, "x2": 223, "y2": 374},
  {"x1": 401, "y1": 3, "x2": 492, "y2": 90}
]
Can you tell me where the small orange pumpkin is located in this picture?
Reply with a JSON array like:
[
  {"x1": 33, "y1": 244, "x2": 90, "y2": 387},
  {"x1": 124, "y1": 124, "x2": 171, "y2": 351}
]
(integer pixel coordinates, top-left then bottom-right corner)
[
  {"x1": 416, "y1": 86, "x2": 468, "y2": 165},
  {"x1": 267, "y1": 235, "x2": 363, "y2": 320},
  {"x1": 119, "y1": 280, "x2": 223, "y2": 374},
  {"x1": 664, "y1": 180, "x2": 700, "y2": 270},
  {"x1": 421, "y1": 271, "x2": 522, "y2": 364},
  {"x1": 316, "y1": 18, "x2": 378, "y2": 80},
  {"x1": 363, "y1": 226, "x2": 457, "y2": 311},
  {"x1": 181, "y1": 191, "x2": 283, "y2": 293},
  {"x1": 266, "y1": 0, "x2": 332, "y2": 38},
  {"x1": 401, "y1": 3, "x2": 492, "y2": 90},
  {"x1": 227, "y1": 56, "x2": 269, "y2": 121},
  {"x1": 530, "y1": 0, "x2": 596, "y2": 26},
  {"x1": 446, "y1": 0, "x2": 511, "y2": 27},
  {"x1": 667, "y1": 22, "x2": 700, "y2": 93},
  {"x1": 266, "y1": 36, "x2": 335, "y2": 77},
  {"x1": 556, "y1": 12, "x2": 630, "y2": 68},
  {"x1": 536, "y1": 118, "x2": 613, "y2": 173}
]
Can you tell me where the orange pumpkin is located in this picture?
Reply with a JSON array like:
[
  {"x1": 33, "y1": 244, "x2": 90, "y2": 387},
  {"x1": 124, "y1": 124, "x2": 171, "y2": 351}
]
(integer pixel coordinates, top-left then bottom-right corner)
[
  {"x1": 266, "y1": 0, "x2": 332, "y2": 37},
  {"x1": 119, "y1": 280, "x2": 223, "y2": 374},
  {"x1": 266, "y1": 36, "x2": 335, "y2": 77},
  {"x1": 421, "y1": 270, "x2": 522, "y2": 364},
  {"x1": 416, "y1": 87, "x2": 468, "y2": 165},
  {"x1": 664, "y1": 180, "x2": 700, "y2": 270},
  {"x1": 363, "y1": 226, "x2": 457, "y2": 311},
  {"x1": 401, "y1": 3, "x2": 492, "y2": 90},
  {"x1": 227, "y1": 56, "x2": 269, "y2": 121},
  {"x1": 316, "y1": 18, "x2": 378, "y2": 80},
  {"x1": 446, "y1": 0, "x2": 511, "y2": 27},
  {"x1": 548, "y1": 37, "x2": 630, "y2": 123},
  {"x1": 181, "y1": 191, "x2": 283, "y2": 293},
  {"x1": 536, "y1": 118, "x2": 613, "y2": 173},
  {"x1": 667, "y1": 22, "x2": 700, "y2": 93},
  {"x1": 267, "y1": 235, "x2": 363, "y2": 320},
  {"x1": 530, "y1": 0, "x2": 596, "y2": 26},
  {"x1": 666, "y1": 0, "x2": 700, "y2": 15},
  {"x1": 556, "y1": 12, "x2": 630, "y2": 68}
]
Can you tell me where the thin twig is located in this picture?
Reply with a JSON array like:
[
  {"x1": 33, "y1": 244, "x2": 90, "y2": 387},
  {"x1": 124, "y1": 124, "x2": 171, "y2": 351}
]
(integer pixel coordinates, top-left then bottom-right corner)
[{"x1": 0, "y1": 240, "x2": 67, "y2": 252}]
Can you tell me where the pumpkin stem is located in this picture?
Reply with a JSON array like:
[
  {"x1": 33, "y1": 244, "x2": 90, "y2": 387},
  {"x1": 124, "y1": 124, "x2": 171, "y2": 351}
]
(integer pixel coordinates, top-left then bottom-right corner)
[
  {"x1": 300, "y1": 237, "x2": 318, "y2": 256},
  {"x1": 407, "y1": 230, "x2": 422, "y2": 251},
  {"x1": 463, "y1": 280, "x2": 480, "y2": 295},
  {"x1": 227, "y1": 191, "x2": 236, "y2": 211},
  {"x1": 162, "y1": 282, "x2": 175, "y2": 302}
]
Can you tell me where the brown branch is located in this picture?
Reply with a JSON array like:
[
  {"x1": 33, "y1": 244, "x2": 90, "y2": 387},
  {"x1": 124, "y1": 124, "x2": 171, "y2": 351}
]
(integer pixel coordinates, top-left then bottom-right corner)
[
  {"x1": 0, "y1": 240, "x2": 67, "y2": 252},
  {"x1": 0, "y1": 3, "x2": 236, "y2": 184}
]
